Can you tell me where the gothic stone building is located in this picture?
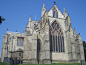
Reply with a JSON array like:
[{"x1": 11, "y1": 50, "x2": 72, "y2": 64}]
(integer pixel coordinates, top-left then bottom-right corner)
[{"x1": 1, "y1": 3, "x2": 85, "y2": 64}]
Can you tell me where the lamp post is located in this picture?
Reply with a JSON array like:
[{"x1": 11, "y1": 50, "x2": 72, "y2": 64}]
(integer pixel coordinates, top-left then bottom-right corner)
[{"x1": 81, "y1": 60, "x2": 84, "y2": 65}]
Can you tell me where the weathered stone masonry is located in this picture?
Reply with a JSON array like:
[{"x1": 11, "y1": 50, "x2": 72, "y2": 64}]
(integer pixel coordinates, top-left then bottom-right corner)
[{"x1": 1, "y1": 2, "x2": 85, "y2": 64}]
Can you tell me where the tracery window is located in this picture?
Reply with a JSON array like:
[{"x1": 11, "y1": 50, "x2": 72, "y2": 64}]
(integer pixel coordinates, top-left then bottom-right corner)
[
  {"x1": 17, "y1": 37, "x2": 24, "y2": 46},
  {"x1": 53, "y1": 8, "x2": 58, "y2": 18},
  {"x1": 50, "y1": 21, "x2": 65, "y2": 52}
]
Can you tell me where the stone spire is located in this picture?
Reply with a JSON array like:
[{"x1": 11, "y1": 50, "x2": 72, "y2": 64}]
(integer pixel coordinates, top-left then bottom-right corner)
[
  {"x1": 64, "y1": 6, "x2": 66, "y2": 12},
  {"x1": 73, "y1": 28, "x2": 77, "y2": 35},
  {"x1": 16, "y1": 29, "x2": 17, "y2": 32},
  {"x1": 41, "y1": 2, "x2": 46, "y2": 17},
  {"x1": 7, "y1": 28, "x2": 8, "y2": 31},
  {"x1": 43, "y1": 2, "x2": 45, "y2": 8},
  {"x1": 77, "y1": 33, "x2": 82, "y2": 40},
  {"x1": 29, "y1": 15, "x2": 32, "y2": 22},
  {"x1": 63, "y1": 6, "x2": 68, "y2": 18}
]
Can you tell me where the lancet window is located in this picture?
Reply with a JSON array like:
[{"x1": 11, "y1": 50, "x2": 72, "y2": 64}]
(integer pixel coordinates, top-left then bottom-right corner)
[
  {"x1": 50, "y1": 21, "x2": 65, "y2": 52},
  {"x1": 53, "y1": 8, "x2": 58, "y2": 18},
  {"x1": 37, "y1": 39, "x2": 41, "y2": 51}
]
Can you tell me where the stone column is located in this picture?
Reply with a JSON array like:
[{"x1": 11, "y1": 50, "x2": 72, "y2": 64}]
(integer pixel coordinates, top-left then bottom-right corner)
[
  {"x1": 71, "y1": 38, "x2": 76, "y2": 62},
  {"x1": 43, "y1": 40, "x2": 51, "y2": 64},
  {"x1": 31, "y1": 33, "x2": 38, "y2": 64},
  {"x1": 66, "y1": 31, "x2": 72, "y2": 61},
  {"x1": 71, "y1": 43, "x2": 76, "y2": 62},
  {"x1": 43, "y1": 19, "x2": 51, "y2": 64},
  {"x1": 23, "y1": 36, "x2": 31, "y2": 64},
  {"x1": 78, "y1": 40, "x2": 85, "y2": 61}
]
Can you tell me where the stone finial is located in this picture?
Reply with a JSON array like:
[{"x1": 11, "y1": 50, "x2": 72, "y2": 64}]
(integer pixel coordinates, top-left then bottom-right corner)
[
  {"x1": 43, "y1": 2, "x2": 45, "y2": 8},
  {"x1": 23, "y1": 30, "x2": 24, "y2": 33},
  {"x1": 54, "y1": 1, "x2": 56, "y2": 5},
  {"x1": 29, "y1": 15, "x2": 32, "y2": 22},
  {"x1": 74, "y1": 28, "x2": 77, "y2": 35},
  {"x1": 63, "y1": 6, "x2": 68, "y2": 18},
  {"x1": 16, "y1": 29, "x2": 17, "y2": 32},
  {"x1": 64, "y1": 6, "x2": 66, "y2": 12},
  {"x1": 77, "y1": 33, "x2": 81, "y2": 40},
  {"x1": 7, "y1": 28, "x2": 8, "y2": 31},
  {"x1": 41, "y1": 2, "x2": 46, "y2": 17}
]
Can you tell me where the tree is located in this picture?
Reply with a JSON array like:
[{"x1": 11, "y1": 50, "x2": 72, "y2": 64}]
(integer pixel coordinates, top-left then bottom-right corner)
[
  {"x1": 83, "y1": 41, "x2": 86, "y2": 61},
  {"x1": 0, "y1": 16, "x2": 5, "y2": 24}
]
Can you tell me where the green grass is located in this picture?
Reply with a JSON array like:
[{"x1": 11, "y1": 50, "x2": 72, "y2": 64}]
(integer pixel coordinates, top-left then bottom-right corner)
[
  {"x1": 0, "y1": 62, "x2": 86, "y2": 65},
  {"x1": 0, "y1": 62, "x2": 10, "y2": 65},
  {"x1": 18, "y1": 63, "x2": 86, "y2": 65}
]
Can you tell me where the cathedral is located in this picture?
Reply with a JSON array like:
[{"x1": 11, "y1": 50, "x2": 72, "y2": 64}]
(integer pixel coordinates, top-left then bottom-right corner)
[{"x1": 1, "y1": 2, "x2": 85, "y2": 64}]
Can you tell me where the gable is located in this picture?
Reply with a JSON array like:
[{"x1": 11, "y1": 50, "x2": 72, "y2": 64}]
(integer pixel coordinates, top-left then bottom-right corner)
[{"x1": 48, "y1": 5, "x2": 65, "y2": 19}]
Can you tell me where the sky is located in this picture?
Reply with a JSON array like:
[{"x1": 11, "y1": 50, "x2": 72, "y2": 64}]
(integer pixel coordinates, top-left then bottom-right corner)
[{"x1": 0, "y1": 0, "x2": 86, "y2": 58}]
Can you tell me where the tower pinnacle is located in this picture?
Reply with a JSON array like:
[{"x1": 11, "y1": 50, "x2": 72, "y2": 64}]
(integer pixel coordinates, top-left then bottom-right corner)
[
  {"x1": 63, "y1": 6, "x2": 68, "y2": 18},
  {"x1": 29, "y1": 15, "x2": 32, "y2": 22},
  {"x1": 41, "y1": 2, "x2": 46, "y2": 17},
  {"x1": 43, "y1": 2, "x2": 45, "y2": 8},
  {"x1": 7, "y1": 28, "x2": 8, "y2": 31},
  {"x1": 64, "y1": 6, "x2": 66, "y2": 12}
]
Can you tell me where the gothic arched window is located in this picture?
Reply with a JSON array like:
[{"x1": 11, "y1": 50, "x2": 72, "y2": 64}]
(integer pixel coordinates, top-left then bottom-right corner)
[
  {"x1": 50, "y1": 21, "x2": 65, "y2": 52},
  {"x1": 17, "y1": 37, "x2": 24, "y2": 46},
  {"x1": 37, "y1": 39, "x2": 41, "y2": 51},
  {"x1": 53, "y1": 8, "x2": 58, "y2": 18}
]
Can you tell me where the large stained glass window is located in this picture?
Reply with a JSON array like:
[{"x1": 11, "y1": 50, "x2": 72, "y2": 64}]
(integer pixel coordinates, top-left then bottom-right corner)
[{"x1": 50, "y1": 21, "x2": 65, "y2": 52}]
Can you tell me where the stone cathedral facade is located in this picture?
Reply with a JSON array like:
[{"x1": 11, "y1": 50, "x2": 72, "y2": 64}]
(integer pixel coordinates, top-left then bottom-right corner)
[{"x1": 1, "y1": 3, "x2": 85, "y2": 64}]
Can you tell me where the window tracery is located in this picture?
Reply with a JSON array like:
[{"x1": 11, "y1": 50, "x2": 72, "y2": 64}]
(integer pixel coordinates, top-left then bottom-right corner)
[{"x1": 50, "y1": 21, "x2": 65, "y2": 52}]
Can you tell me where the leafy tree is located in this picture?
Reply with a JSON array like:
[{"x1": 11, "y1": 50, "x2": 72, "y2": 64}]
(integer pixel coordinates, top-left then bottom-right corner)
[
  {"x1": 0, "y1": 16, "x2": 5, "y2": 24},
  {"x1": 83, "y1": 41, "x2": 86, "y2": 61}
]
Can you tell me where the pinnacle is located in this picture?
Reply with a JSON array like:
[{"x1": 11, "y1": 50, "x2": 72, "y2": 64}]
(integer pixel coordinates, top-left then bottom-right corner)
[{"x1": 43, "y1": 2, "x2": 45, "y2": 8}]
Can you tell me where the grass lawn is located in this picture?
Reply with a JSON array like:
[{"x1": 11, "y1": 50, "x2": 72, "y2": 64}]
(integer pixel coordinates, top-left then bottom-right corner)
[
  {"x1": 0, "y1": 62, "x2": 10, "y2": 65},
  {"x1": 18, "y1": 63, "x2": 86, "y2": 65},
  {"x1": 0, "y1": 62, "x2": 86, "y2": 65}
]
